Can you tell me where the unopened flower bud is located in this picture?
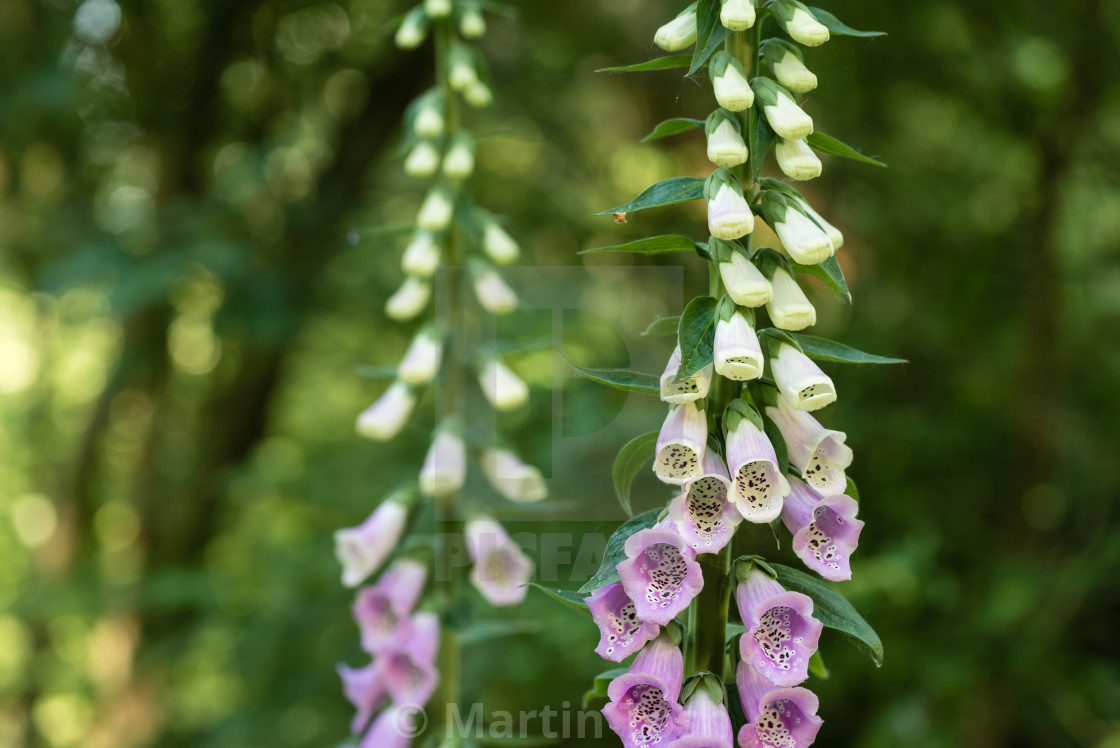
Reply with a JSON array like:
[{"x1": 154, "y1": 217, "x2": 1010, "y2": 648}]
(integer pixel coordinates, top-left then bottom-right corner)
[
  {"x1": 355, "y1": 382, "x2": 415, "y2": 441},
  {"x1": 710, "y1": 52, "x2": 753, "y2": 111},
  {"x1": 720, "y1": 0, "x2": 756, "y2": 30},
  {"x1": 473, "y1": 268, "x2": 517, "y2": 314},
  {"x1": 417, "y1": 188, "x2": 454, "y2": 231},
  {"x1": 442, "y1": 139, "x2": 474, "y2": 181},
  {"x1": 775, "y1": 137, "x2": 822, "y2": 181},
  {"x1": 385, "y1": 277, "x2": 431, "y2": 321},
  {"x1": 786, "y1": 7, "x2": 829, "y2": 46},
  {"x1": 753, "y1": 78, "x2": 813, "y2": 140},
  {"x1": 765, "y1": 266, "x2": 816, "y2": 331},
  {"x1": 719, "y1": 248, "x2": 772, "y2": 308},
  {"x1": 482, "y1": 220, "x2": 520, "y2": 264},
  {"x1": 764, "y1": 194, "x2": 833, "y2": 265},
  {"x1": 423, "y1": 0, "x2": 452, "y2": 19},
  {"x1": 460, "y1": 6, "x2": 486, "y2": 38},
  {"x1": 420, "y1": 427, "x2": 466, "y2": 497},
  {"x1": 796, "y1": 199, "x2": 843, "y2": 249},
  {"x1": 401, "y1": 230, "x2": 441, "y2": 277},
  {"x1": 707, "y1": 182, "x2": 754, "y2": 240},
  {"x1": 654, "y1": 10, "x2": 697, "y2": 51},
  {"x1": 395, "y1": 7, "x2": 428, "y2": 50},
  {"x1": 481, "y1": 448, "x2": 547, "y2": 503},
  {"x1": 449, "y1": 55, "x2": 478, "y2": 91},
  {"x1": 398, "y1": 328, "x2": 443, "y2": 385},
  {"x1": 479, "y1": 358, "x2": 528, "y2": 411},
  {"x1": 404, "y1": 141, "x2": 439, "y2": 177},
  {"x1": 706, "y1": 116, "x2": 748, "y2": 168},
  {"x1": 414, "y1": 104, "x2": 444, "y2": 138},
  {"x1": 464, "y1": 81, "x2": 492, "y2": 108},
  {"x1": 773, "y1": 47, "x2": 818, "y2": 93}
]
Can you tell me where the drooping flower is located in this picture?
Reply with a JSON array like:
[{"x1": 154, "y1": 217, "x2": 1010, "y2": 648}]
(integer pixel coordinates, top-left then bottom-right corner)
[
  {"x1": 716, "y1": 242, "x2": 771, "y2": 308},
  {"x1": 706, "y1": 112, "x2": 749, "y2": 168},
  {"x1": 752, "y1": 78, "x2": 813, "y2": 141},
  {"x1": 385, "y1": 277, "x2": 432, "y2": 322},
  {"x1": 654, "y1": 402, "x2": 708, "y2": 485},
  {"x1": 794, "y1": 197, "x2": 843, "y2": 249},
  {"x1": 775, "y1": 138, "x2": 823, "y2": 182},
  {"x1": 736, "y1": 566, "x2": 823, "y2": 687},
  {"x1": 466, "y1": 516, "x2": 534, "y2": 606},
  {"x1": 602, "y1": 633, "x2": 688, "y2": 747},
  {"x1": 449, "y1": 56, "x2": 478, "y2": 92},
  {"x1": 616, "y1": 522, "x2": 704, "y2": 625},
  {"x1": 359, "y1": 703, "x2": 415, "y2": 748},
  {"x1": 771, "y1": 44, "x2": 818, "y2": 93},
  {"x1": 442, "y1": 137, "x2": 475, "y2": 181},
  {"x1": 714, "y1": 308, "x2": 764, "y2": 381},
  {"x1": 478, "y1": 357, "x2": 529, "y2": 411},
  {"x1": 355, "y1": 382, "x2": 416, "y2": 441},
  {"x1": 776, "y1": 2, "x2": 830, "y2": 47},
  {"x1": 423, "y1": 0, "x2": 452, "y2": 19},
  {"x1": 666, "y1": 679, "x2": 734, "y2": 748},
  {"x1": 404, "y1": 141, "x2": 439, "y2": 177},
  {"x1": 473, "y1": 268, "x2": 518, "y2": 314},
  {"x1": 401, "y1": 230, "x2": 441, "y2": 278},
  {"x1": 419, "y1": 425, "x2": 466, "y2": 498},
  {"x1": 668, "y1": 450, "x2": 741, "y2": 554},
  {"x1": 460, "y1": 6, "x2": 486, "y2": 38},
  {"x1": 413, "y1": 101, "x2": 444, "y2": 138},
  {"x1": 334, "y1": 496, "x2": 411, "y2": 588},
  {"x1": 397, "y1": 328, "x2": 443, "y2": 386},
  {"x1": 769, "y1": 199, "x2": 834, "y2": 266},
  {"x1": 782, "y1": 476, "x2": 863, "y2": 581},
  {"x1": 766, "y1": 397, "x2": 852, "y2": 496},
  {"x1": 719, "y1": 0, "x2": 755, "y2": 31},
  {"x1": 482, "y1": 220, "x2": 520, "y2": 264},
  {"x1": 337, "y1": 662, "x2": 387, "y2": 736},
  {"x1": 377, "y1": 611, "x2": 441, "y2": 707},
  {"x1": 660, "y1": 344, "x2": 712, "y2": 405},
  {"x1": 707, "y1": 182, "x2": 755, "y2": 241},
  {"x1": 654, "y1": 9, "x2": 697, "y2": 51},
  {"x1": 710, "y1": 52, "x2": 754, "y2": 111},
  {"x1": 587, "y1": 582, "x2": 660, "y2": 662},
  {"x1": 770, "y1": 343, "x2": 836, "y2": 411},
  {"x1": 353, "y1": 558, "x2": 428, "y2": 653},
  {"x1": 480, "y1": 447, "x2": 548, "y2": 503},
  {"x1": 394, "y1": 6, "x2": 427, "y2": 50},
  {"x1": 464, "y1": 81, "x2": 492, "y2": 108},
  {"x1": 417, "y1": 188, "x2": 454, "y2": 231},
  {"x1": 723, "y1": 401, "x2": 789, "y2": 523},
  {"x1": 765, "y1": 267, "x2": 816, "y2": 331},
  {"x1": 736, "y1": 660, "x2": 823, "y2": 748}
]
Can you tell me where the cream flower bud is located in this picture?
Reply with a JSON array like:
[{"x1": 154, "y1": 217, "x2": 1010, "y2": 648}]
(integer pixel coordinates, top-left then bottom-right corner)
[
  {"x1": 442, "y1": 140, "x2": 474, "y2": 181},
  {"x1": 759, "y1": 88, "x2": 813, "y2": 141},
  {"x1": 707, "y1": 119, "x2": 749, "y2": 168},
  {"x1": 786, "y1": 8, "x2": 830, "y2": 47},
  {"x1": 707, "y1": 183, "x2": 755, "y2": 240},
  {"x1": 404, "y1": 141, "x2": 440, "y2": 177},
  {"x1": 417, "y1": 188, "x2": 454, "y2": 231},
  {"x1": 398, "y1": 329, "x2": 443, "y2": 385},
  {"x1": 395, "y1": 8, "x2": 428, "y2": 50},
  {"x1": 712, "y1": 61, "x2": 754, "y2": 112},
  {"x1": 464, "y1": 81, "x2": 492, "y2": 108},
  {"x1": 482, "y1": 221, "x2": 520, "y2": 264},
  {"x1": 479, "y1": 358, "x2": 529, "y2": 411},
  {"x1": 720, "y1": 0, "x2": 756, "y2": 30},
  {"x1": 774, "y1": 49, "x2": 818, "y2": 93},
  {"x1": 355, "y1": 382, "x2": 415, "y2": 441},
  {"x1": 450, "y1": 60, "x2": 478, "y2": 91},
  {"x1": 420, "y1": 428, "x2": 466, "y2": 498},
  {"x1": 385, "y1": 277, "x2": 431, "y2": 321},
  {"x1": 654, "y1": 11, "x2": 697, "y2": 51},
  {"x1": 414, "y1": 105, "x2": 443, "y2": 138},
  {"x1": 719, "y1": 250, "x2": 772, "y2": 308},
  {"x1": 796, "y1": 199, "x2": 843, "y2": 249},
  {"x1": 460, "y1": 8, "x2": 486, "y2": 38},
  {"x1": 775, "y1": 137, "x2": 823, "y2": 181},
  {"x1": 401, "y1": 231, "x2": 441, "y2": 277},
  {"x1": 765, "y1": 267, "x2": 816, "y2": 331},
  {"x1": 481, "y1": 448, "x2": 548, "y2": 503},
  {"x1": 423, "y1": 0, "x2": 452, "y2": 19},
  {"x1": 473, "y1": 269, "x2": 517, "y2": 315},
  {"x1": 774, "y1": 206, "x2": 834, "y2": 265}
]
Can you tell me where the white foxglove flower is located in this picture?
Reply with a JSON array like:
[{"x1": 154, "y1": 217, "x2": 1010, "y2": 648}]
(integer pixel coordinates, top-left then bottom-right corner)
[
  {"x1": 707, "y1": 119, "x2": 748, "y2": 168},
  {"x1": 473, "y1": 269, "x2": 517, "y2": 314},
  {"x1": 771, "y1": 342, "x2": 836, "y2": 411},
  {"x1": 720, "y1": 0, "x2": 755, "y2": 30},
  {"x1": 419, "y1": 427, "x2": 466, "y2": 498},
  {"x1": 464, "y1": 81, "x2": 492, "y2": 108},
  {"x1": 765, "y1": 266, "x2": 815, "y2": 331},
  {"x1": 714, "y1": 310, "x2": 764, "y2": 381},
  {"x1": 414, "y1": 104, "x2": 443, "y2": 138},
  {"x1": 660, "y1": 344, "x2": 712, "y2": 405},
  {"x1": 723, "y1": 402, "x2": 789, "y2": 522},
  {"x1": 404, "y1": 141, "x2": 440, "y2": 177},
  {"x1": 786, "y1": 7, "x2": 829, "y2": 46},
  {"x1": 481, "y1": 448, "x2": 547, "y2": 503},
  {"x1": 711, "y1": 53, "x2": 754, "y2": 111},
  {"x1": 466, "y1": 517, "x2": 534, "y2": 605},
  {"x1": 442, "y1": 140, "x2": 474, "y2": 181},
  {"x1": 654, "y1": 10, "x2": 697, "y2": 51},
  {"x1": 450, "y1": 59, "x2": 478, "y2": 91},
  {"x1": 417, "y1": 188, "x2": 453, "y2": 231},
  {"x1": 395, "y1": 8, "x2": 428, "y2": 50},
  {"x1": 775, "y1": 137, "x2": 822, "y2": 181},
  {"x1": 397, "y1": 329, "x2": 442, "y2": 385},
  {"x1": 796, "y1": 198, "x2": 843, "y2": 249},
  {"x1": 767, "y1": 397, "x2": 852, "y2": 495},
  {"x1": 719, "y1": 248, "x2": 772, "y2": 308},
  {"x1": 773, "y1": 204, "x2": 834, "y2": 265},
  {"x1": 654, "y1": 402, "x2": 708, "y2": 485},
  {"x1": 754, "y1": 79, "x2": 813, "y2": 140},
  {"x1": 482, "y1": 220, "x2": 520, "y2": 264},
  {"x1": 401, "y1": 231, "x2": 441, "y2": 277},
  {"x1": 479, "y1": 358, "x2": 528, "y2": 411},
  {"x1": 334, "y1": 497, "x2": 410, "y2": 587},
  {"x1": 460, "y1": 7, "x2": 486, "y2": 38},
  {"x1": 355, "y1": 382, "x2": 415, "y2": 441},
  {"x1": 773, "y1": 48, "x2": 818, "y2": 93},
  {"x1": 385, "y1": 277, "x2": 431, "y2": 321},
  {"x1": 423, "y1": 0, "x2": 451, "y2": 19},
  {"x1": 707, "y1": 183, "x2": 754, "y2": 240}
]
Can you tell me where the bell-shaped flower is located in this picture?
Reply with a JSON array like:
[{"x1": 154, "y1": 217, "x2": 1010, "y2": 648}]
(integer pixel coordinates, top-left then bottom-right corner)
[
  {"x1": 666, "y1": 679, "x2": 734, "y2": 748},
  {"x1": 795, "y1": 197, "x2": 843, "y2": 249},
  {"x1": 442, "y1": 136, "x2": 474, "y2": 181},
  {"x1": 466, "y1": 516, "x2": 534, "y2": 606},
  {"x1": 772, "y1": 46, "x2": 817, "y2": 93},
  {"x1": 460, "y1": 6, "x2": 486, "y2": 38},
  {"x1": 715, "y1": 242, "x2": 771, "y2": 308},
  {"x1": 714, "y1": 308, "x2": 764, "y2": 381},
  {"x1": 766, "y1": 398, "x2": 853, "y2": 496},
  {"x1": 398, "y1": 328, "x2": 442, "y2": 386},
  {"x1": 473, "y1": 268, "x2": 518, "y2": 315},
  {"x1": 660, "y1": 344, "x2": 712, "y2": 405},
  {"x1": 423, "y1": 0, "x2": 452, "y2": 19},
  {"x1": 707, "y1": 182, "x2": 754, "y2": 241},
  {"x1": 481, "y1": 447, "x2": 548, "y2": 503},
  {"x1": 394, "y1": 7, "x2": 427, "y2": 50},
  {"x1": 413, "y1": 102, "x2": 444, "y2": 138},
  {"x1": 617, "y1": 523, "x2": 704, "y2": 625},
  {"x1": 587, "y1": 582, "x2": 660, "y2": 662},
  {"x1": 478, "y1": 357, "x2": 528, "y2": 411},
  {"x1": 654, "y1": 9, "x2": 697, "y2": 51},
  {"x1": 710, "y1": 52, "x2": 753, "y2": 111},
  {"x1": 356, "y1": 382, "x2": 415, "y2": 441},
  {"x1": 771, "y1": 343, "x2": 836, "y2": 411},
  {"x1": 654, "y1": 402, "x2": 708, "y2": 485},
  {"x1": 736, "y1": 661, "x2": 823, "y2": 748},
  {"x1": 419, "y1": 425, "x2": 466, "y2": 498},
  {"x1": 404, "y1": 140, "x2": 439, "y2": 177},
  {"x1": 385, "y1": 277, "x2": 431, "y2": 321},
  {"x1": 736, "y1": 566, "x2": 823, "y2": 687},
  {"x1": 775, "y1": 137, "x2": 822, "y2": 181},
  {"x1": 417, "y1": 188, "x2": 454, "y2": 231},
  {"x1": 765, "y1": 267, "x2": 816, "y2": 331},
  {"x1": 337, "y1": 661, "x2": 387, "y2": 736},
  {"x1": 482, "y1": 220, "x2": 520, "y2": 264},
  {"x1": 782, "y1": 476, "x2": 863, "y2": 581},
  {"x1": 603, "y1": 633, "x2": 688, "y2": 747},
  {"x1": 465, "y1": 81, "x2": 492, "y2": 108},
  {"x1": 669, "y1": 450, "x2": 741, "y2": 554},
  {"x1": 706, "y1": 113, "x2": 748, "y2": 168},
  {"x1": 378, "y1": 611, "x2": 441, "y2": 706},
  {"x1": 766, "y1": 197, "x2": 834, "y2": 266},
  {"x1": 752, "y1": 78, "x2": 813, "y2": 141},
  {"x1": 359, "y1": 703, "x2": 416, "y2": 748},
  {"x1": 353, "y1": 558, "x2": 428, "y2": 653},
  {"x1": 334, "y1": 496, "x2": 411, "y2": 588},
  {"x1": 401, "y1": 230, "x2": 441, "y2": 278},
  {"x1": 723, "y1": 401, "x2": 789, "y2": 523},
  {"x1": 778, "y1": 4, "x2": 830, "y2": 47},
  {"x1": 720, "y1": 0, "x2": 755, "y2": 31}
]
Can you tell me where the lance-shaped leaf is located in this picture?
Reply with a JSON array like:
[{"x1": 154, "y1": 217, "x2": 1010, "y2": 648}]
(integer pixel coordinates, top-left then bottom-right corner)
[
  {"x1": 807, "y1": 7, "x2": 886, "y2": 38},
  {"x1": 580, "y1": 235, "x2": 698, "y2": 255},
  {"x1": 806, "y1": 131, "x2": 886, "y2": 168},
  {"x1": 612, "y1": 431, "x2": 659, "y2": 516},
  {"x1": 598, "y1": 55, "x2": 694, "y2": 73},
  {"x1": 356, "y1": 364, "x2": 398, "y2": 379},
  {"x1": 690, "y1": 0, "x2": 732, "y2": 74},
  {"x1": 528, "y1": 583, "x2": 591, "y2": 619},
  {"x1": 642, "y1": 118, "x2": 705, "y2": 143},
  {"x1": 642, "y1": 315, "x2": 681, "y2": 337},
  {"x1": 791, "y1": 256, "x2": 851, "y2": 304},
  {"x1": 790, "y1": 333, "x2": 907, "y2": 365},
  {"x1": 562, "y1": 356, "x2": 659, "y2": 396},
  {"x1": 771, "y1": 562, "x2": 884, "y2": 667},
  {"x1": 748, "y1": 106, "x2": 776, "y2": 183},
  {"x1": 597, "y1": 177, "x2": 705, "y2": 216},
  {"x1": 578, "y1": 509, "x2": 661, "y2": 593},
  {"x1": 494, "y1": 335, "x2": 553, "y2": 354},
  {"x1": 675, "y1": 295, "x2": 717, "y2": 382}
]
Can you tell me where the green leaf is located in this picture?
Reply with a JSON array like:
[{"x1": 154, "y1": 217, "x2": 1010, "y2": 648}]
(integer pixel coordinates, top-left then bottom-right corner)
[
  {"x1": 577, "y1": 509, "x2": 661, "y2": 593},
  {"x1": 675, "y1": 295, "x2": 717, "y2": 382},
  {"x1": 597, "y1": 55, "x2": 693, "y2": 73},
  {"x1": 807, "y1": 7, "x2": 886, "y2": 38},
  {"x1": 581, "y1": 235, "x2": 698, "y2": 255},
  {"x1": 562, "y1": 356, "x2": 660, "y2": 396},
  {"x1": 845, "y1": 476, "x2": 860, "y2": 502},
  {"x1": 612, "y1": 431, "x2": 658, "y2": 516},
  {"x1": 791, "y1": 256, "x2": 851, "y2": 304},
  {"x1": 725, "y1": 622, "x2": 747, "y2": 641},
  {"x1": 641, "y1": 118, "x2": 705, "y2": 143},
  {"x1": 690, "y1": 0, "x2": 732, "y2": 74},
  {"x1": 641, "y1": 315, "x2": 681, "y2": 336},
  {"x1": 494, "y1": 334, "x2": 554, "y2": 354},
  {"x1": 582, "y1": 667, "x2": 628, "y2": 707},
  {"x1": 528, "y1": 583, "x2": 590, "y2": 618},
  {"x1": 458, "y1": 620, "x2": 542, "y2": 644},
  {"x1": 748, "y1": 106, "x2": 776, "y2": 183},
  {"x1": 806, "y1": 131, "x2": 886, "y2": 168},
  {"x1": 356, "y1": 364, "x2": 398, "y2": 379},
  {"x1": 789, "y1": 333, "x2": 907, "y2": 365},
  {"x1": 596, "y1": 177, "x2": 704, "y2": 216},
  {"x1": 809, "y1": 651, "x2": 830, "y2": 680},
  {"x1": 771, "y1": 563, "x2": 884, "y2": 667}
]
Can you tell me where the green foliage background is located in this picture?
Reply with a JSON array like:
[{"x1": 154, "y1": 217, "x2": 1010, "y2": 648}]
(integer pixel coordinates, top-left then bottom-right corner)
[{"x1": 1, "y1": 0, "x2": 1118, "y2": 746}]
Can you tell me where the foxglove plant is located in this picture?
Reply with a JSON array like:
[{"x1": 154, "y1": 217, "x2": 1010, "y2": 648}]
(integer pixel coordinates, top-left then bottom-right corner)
[
  {"x1": 335, "y1": 3, "x2": 548, "y2": 745},
  {"x1": 550, "y1": 4, "x2": 898, "y2": 746}
]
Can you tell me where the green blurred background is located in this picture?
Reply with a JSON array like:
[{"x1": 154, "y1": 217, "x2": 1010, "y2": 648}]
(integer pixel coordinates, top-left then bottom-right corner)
[{"x1": 1, "y1": 0, "x2": 1118, "y2": 746}]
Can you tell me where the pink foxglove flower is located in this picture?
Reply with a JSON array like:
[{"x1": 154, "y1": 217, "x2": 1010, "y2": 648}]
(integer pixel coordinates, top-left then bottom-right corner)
[
  {"x1": 355, "y1": 382, "x2": 415, "y2": 442},
  {"x1": 668, "y1": 450, "x2": 740, "y2": 554},
  {"x1": 378, "y1": 611, "x2": 440, "y2": 706},
  {"x1": 707, "y1": 182, "x2": 755, "y2": 241},
  {"x1": 736, "y1": 661, "x2": 823, "y2": 748},
  {"x1": 602, "y1": 633, "x2": 688, "y2": 747},
  {"x1": 480, "y1": 448, "x2": 548, "y2": 503},
  {"x1": 587, "y1": 582, "x2": 660, "y2": 662},
  {"x1": 766, "y1": 398, "x2": 853, "y2": 496},
  {"x1": 736, "y1": 567, "x2": 823, "y2": 687},
  {"x1": 782, "y1": 476, "x2": 863, "y2": 582},
  {"x1": 666, "y1": 681, "x2": 734, "y2": 748},
  {"x1": 359, "y1": 704, "x2": 415, "y2": 748},
  {"x1": 723, "y1": 403, "x2": 790, "y2": 523},
  {"x1": 466, "y1": 517, "x2": 534, "y2": 606},
  {"x1": 714, "y1": 309, "x2": 764, "y2": 381},
  {"x1": 337, "y1": 662, "x2": 387, "y2": 736},
  {"x1": 770, "y1": 343, "x2": 836, "y2": 411},
  {"x1": 616, "y1": 523, "x2": 704, "y2": 625},
  {"x1": 654, "y1": 402, "x2": 708, "y2": 485},
  {"x1": 419, "y1": 427, "x2": 466, "y2": 498},
  {"x1": 397, "y1": 328, "x2": 442, "y2": 386},
  {"x1": 334, "y1": 498, "x2": 410, "y2": 588},
  {"x1": 352, "y1": 559, "x2": 428, "y2": 653},
  {"x1": 660, "y1": 344, "x2": 712, "y2": 405}
]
